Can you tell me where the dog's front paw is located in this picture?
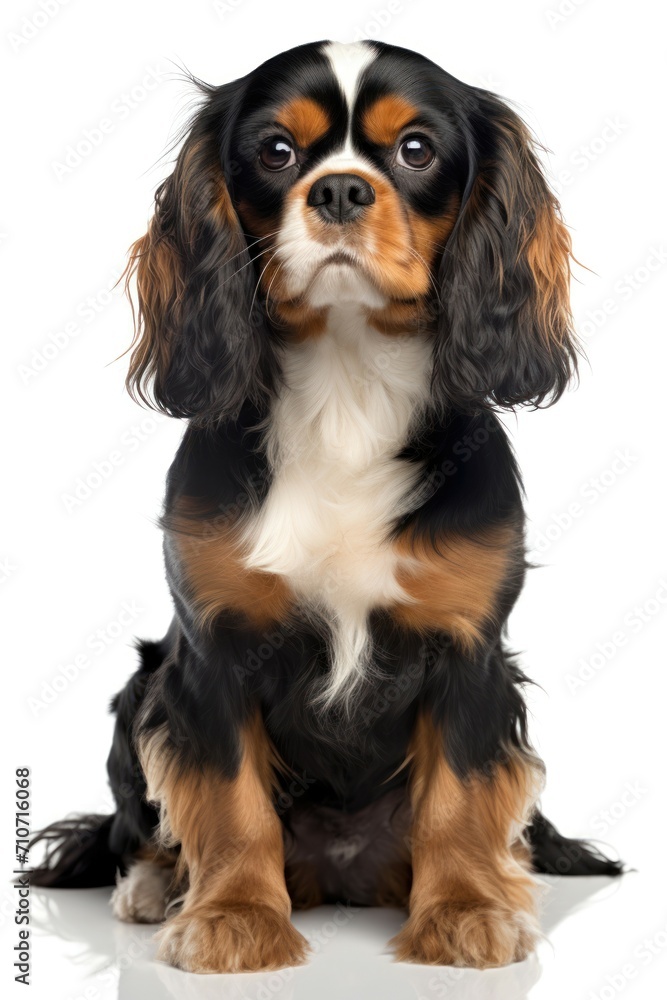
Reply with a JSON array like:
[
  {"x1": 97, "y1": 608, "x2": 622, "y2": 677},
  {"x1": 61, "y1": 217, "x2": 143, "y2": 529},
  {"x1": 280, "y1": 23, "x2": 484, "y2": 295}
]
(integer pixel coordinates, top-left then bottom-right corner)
[
  {"x1": 156, "y1": 905, "x2": 309, "y2": 973},
  {"x1": 391, "y1": 901, "x2": 537, "y2": 969}
]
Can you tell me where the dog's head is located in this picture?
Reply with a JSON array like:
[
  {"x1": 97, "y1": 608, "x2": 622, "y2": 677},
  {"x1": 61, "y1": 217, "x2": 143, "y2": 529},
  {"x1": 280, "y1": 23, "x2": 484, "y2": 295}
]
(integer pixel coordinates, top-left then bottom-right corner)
[{"x1": 126, "y1": 40, "x2": 578, "y2": 423}]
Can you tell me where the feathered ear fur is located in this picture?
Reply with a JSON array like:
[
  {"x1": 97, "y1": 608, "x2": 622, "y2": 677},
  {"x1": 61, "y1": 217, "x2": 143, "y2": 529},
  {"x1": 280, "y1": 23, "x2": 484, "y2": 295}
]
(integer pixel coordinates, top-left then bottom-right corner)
[
  {"x1": 124, "y1": 79, "x2": 274, "y2": 424},
  {"x1": 433, "y1": 92, "x2": 579, "y2": 412}
]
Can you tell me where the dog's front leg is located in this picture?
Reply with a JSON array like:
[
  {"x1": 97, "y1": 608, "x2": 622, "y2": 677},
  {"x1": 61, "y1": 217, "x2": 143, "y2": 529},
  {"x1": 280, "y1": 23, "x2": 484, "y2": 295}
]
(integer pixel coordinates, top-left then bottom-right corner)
[
  {"x1": 392, "y1": 711, "x2": 543, "y2": 969},
  {"x1": 141, "y1": 711, "x2": 308, "y2": 973}
]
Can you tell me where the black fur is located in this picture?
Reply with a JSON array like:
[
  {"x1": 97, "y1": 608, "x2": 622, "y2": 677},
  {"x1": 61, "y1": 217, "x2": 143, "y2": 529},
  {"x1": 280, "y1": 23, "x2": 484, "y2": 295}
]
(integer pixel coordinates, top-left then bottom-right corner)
[
  {"x1": 32, "y1": 39, "x2": 622, "y2": 913},
  {"x1": 125, "y1": 78, "x2": 277, "y2": 424},
  {"x1": 433, "y1": 90, "x2": 578, "y2": 412},
  {"x1": 32, "y1": 412, "x2": 622, "y2": 890},
  {"x1": 32, "y1": 613, "x2": 622, "y2": 891}
]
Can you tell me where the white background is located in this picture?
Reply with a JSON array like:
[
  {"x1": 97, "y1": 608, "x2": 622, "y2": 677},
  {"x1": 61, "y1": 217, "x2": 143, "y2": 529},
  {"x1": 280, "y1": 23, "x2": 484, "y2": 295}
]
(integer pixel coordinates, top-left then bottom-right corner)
[{"x1": 3, "y1": 0, "x2": 667, "y2": 997}]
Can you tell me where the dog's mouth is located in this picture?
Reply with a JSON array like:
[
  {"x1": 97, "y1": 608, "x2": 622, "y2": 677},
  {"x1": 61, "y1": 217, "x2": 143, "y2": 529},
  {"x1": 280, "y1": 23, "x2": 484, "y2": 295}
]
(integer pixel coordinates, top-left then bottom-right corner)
[
  {"x1": 301, "y1": 250, "x2": 387, "y2": 309},
  {"x1": 314, "y1": 250, "x2": 359, "y2": 271}
]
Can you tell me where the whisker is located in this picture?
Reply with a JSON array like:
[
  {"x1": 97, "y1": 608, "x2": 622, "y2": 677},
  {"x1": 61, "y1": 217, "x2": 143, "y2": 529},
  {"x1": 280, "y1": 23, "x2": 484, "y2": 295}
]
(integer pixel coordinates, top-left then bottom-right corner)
[
  {"x1": 411, "y1": 235, "x2": 450, "y2": 253},
  {"x1": 224, "y1": 230, "x2": 281, "y2": 268},
  {"x1": 248, "y1": 249, "x2": 282, "y2": 320},
  {"x1": 405, "y1": 246, "x2": 442, "y2": 303},
  {"x1": 263, "y1": 258, "x2": 286, "y2": 325},
  {"x1": 219, "y1": 244, "x2": 277, "y2": 288}
]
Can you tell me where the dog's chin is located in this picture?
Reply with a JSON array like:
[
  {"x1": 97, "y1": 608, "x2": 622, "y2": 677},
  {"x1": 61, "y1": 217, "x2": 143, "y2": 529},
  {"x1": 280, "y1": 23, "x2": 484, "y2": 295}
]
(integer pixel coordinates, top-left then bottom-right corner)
[{"x1": 302, "y1": 258, "x2": 388, "y2": 310}]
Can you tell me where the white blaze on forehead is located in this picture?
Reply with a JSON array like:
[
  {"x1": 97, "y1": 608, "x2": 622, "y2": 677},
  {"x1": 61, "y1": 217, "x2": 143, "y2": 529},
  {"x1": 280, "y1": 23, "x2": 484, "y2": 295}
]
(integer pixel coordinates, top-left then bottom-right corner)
[
  {"x1": 323, "y1": 41, "x2": 376, "y2": 150},
  {"x1": 275, "y1": 43, "x2": 382, "y2": 301}
]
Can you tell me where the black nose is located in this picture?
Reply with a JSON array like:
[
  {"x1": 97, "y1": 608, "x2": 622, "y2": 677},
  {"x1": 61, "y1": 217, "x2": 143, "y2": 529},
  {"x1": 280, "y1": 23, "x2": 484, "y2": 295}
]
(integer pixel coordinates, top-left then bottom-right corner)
[{"x1": 307, "y1": 173, "x2": 376, "y2": 223}]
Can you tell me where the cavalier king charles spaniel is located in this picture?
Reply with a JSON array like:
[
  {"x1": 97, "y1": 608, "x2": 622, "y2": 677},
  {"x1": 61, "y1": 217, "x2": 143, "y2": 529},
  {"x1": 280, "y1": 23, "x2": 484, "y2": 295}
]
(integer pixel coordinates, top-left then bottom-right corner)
[{"x1": 33, "y1": 39, "x2": 622, "y2": 973}]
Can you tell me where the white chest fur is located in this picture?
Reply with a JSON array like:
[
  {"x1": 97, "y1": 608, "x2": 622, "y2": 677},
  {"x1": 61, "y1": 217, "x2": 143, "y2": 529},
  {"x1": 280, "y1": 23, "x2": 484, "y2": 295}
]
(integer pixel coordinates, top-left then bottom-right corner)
[{"x1": 242, "y1": 306, "x2": 432, "y2": 705}]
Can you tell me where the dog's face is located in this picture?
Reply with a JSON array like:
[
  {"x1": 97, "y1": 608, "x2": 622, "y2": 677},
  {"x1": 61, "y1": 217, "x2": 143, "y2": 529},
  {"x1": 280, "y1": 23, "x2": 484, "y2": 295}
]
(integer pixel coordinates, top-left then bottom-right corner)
[
  {"x1": 231, "y1": 42, "x2": 466, "y2": 328},
  {"x1": 125, "y1": 40, "x2": 578, "y2": 423}
]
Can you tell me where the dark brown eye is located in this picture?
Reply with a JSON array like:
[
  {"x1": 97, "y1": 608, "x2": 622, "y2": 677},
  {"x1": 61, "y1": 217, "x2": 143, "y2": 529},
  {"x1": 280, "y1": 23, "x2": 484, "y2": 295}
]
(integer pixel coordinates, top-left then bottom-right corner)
[
  {"x1": 396, "y1": 136, "x2": 435, "y2": 170},
  {"x1": 259, "y1": 137, "x2": 296, "y2": 171}
]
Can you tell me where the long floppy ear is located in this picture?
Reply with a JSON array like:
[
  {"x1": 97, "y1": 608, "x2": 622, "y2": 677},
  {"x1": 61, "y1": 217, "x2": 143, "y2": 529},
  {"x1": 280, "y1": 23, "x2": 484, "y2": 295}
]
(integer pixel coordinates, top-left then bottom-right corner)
[
  {"x1": 433, "y1": 92, "x2": 579, "y2": 412},
  {"x1": 124, "y1": 80, "x2": 273, "y2": 423}
]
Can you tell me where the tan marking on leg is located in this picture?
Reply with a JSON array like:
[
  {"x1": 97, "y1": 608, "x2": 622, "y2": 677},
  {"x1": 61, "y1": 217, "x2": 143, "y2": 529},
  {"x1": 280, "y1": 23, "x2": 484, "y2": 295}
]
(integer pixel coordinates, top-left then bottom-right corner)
[
  {"x1": 362, "y1": 95, "x2": 419, "y2": 147},
  {"x1": 375, "y1": 857, "x2": 412, "y2": 908},
  {"x1": 392, "y1": 525, "x2": 518, "y2": 652},
  {"x1": 276, "y1": 97, "x2": 331, "y2": 148},
  {"x1": 134, "y1": 837, "x2": 179, "y2": 865},
  {"x1": 141, "y1": 713, "x2": 308, "y2": 973},
  {"x1": 168, "y1": 500, "x2": 294, "y2": 630},
  {"x1": 391, "y1": 713, "x2": 544, "y2": 968},
  {"x1": 285, "y1": 860, "x2": 324, "y2": 910}
]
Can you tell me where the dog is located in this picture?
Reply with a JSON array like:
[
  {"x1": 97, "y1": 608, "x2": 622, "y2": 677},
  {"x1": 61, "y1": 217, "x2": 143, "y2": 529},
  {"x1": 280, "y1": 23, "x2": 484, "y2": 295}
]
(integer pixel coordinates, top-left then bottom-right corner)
[{"x1": 32, "y1": 39, "x2": 622, "y2": 973}]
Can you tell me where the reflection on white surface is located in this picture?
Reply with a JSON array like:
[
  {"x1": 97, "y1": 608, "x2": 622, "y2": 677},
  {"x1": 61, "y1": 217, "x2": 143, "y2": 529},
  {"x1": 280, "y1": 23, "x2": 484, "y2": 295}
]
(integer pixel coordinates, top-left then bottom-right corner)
[{"x1": 27, "y1": 875, "x2": 632, "y2": 1000}]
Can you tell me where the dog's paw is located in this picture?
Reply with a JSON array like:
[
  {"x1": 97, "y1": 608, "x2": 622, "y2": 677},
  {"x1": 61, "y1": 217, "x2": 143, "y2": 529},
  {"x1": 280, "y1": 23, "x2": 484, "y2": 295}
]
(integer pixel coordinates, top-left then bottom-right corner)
[
  {"x1": 391, "y1": 901, "x2": 537, "y2": 969},
  {"x1": 156, "y1": 905, "x2": 309, "y2": 973},
  {"x1": 111, "y1": 860, "x2": 173, "y2": 924}
]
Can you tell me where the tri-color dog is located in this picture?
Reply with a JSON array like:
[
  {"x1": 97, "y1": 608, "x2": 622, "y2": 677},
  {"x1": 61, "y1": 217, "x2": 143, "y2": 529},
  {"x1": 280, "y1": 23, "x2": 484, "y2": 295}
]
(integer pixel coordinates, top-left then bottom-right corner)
[{"x1": 33, "y1": 40, "x2": 622, "y2": 973}]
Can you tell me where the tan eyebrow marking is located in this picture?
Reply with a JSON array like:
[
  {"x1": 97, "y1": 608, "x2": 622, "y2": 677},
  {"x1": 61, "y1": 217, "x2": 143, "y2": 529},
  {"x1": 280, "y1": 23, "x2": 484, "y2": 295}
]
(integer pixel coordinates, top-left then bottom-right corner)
[
  {"x1": 362, "y1": 94, "x2": 420, "y2": 146},
  {"x1": 275, "y1": 97, "x2": 331, "y2": 148}
]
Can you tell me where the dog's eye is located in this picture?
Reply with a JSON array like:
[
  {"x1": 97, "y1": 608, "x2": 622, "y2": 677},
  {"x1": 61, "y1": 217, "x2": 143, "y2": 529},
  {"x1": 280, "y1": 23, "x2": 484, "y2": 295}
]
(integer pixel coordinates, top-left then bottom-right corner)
[
  {"x1": 259, "y1": 137, "x2": 296, "y2": 171},
  {"x1": 396, "y1": 136, "x2": 435, "y2": 170}
]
